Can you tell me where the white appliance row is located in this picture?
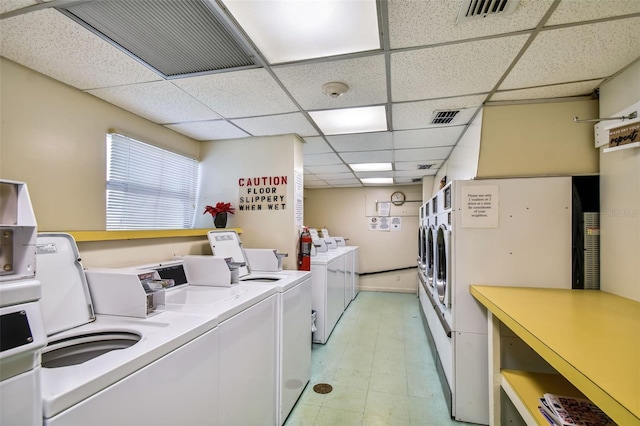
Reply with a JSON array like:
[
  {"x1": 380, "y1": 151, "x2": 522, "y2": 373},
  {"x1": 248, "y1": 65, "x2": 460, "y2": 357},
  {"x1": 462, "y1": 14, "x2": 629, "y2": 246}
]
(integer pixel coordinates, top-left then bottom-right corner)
[
  {"x1": 418, "y1": 177, "x2": 576, "y2": 425},
  {"x1": 0, "y1": 186, "x2": 312, "y2": 426},
  {"x1": 143, "y1": 240, "x2": 312, "y2": 425},
  {"x1": 308, "y1": 228, "x2": 359, "y2": 344},
  {"x1": 0, "y1": 180, "x2": 47, "y2": 426}
]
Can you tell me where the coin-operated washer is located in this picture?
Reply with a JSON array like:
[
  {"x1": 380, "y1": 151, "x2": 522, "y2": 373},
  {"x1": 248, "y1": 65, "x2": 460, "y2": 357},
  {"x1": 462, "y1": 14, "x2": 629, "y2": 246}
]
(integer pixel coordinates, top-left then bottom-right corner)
[
  {"x1": 0, "y1": 180, "x2": 47, "y2": 426},
  {"x1": 205, "y1": 231, "x2": 312, "y2": 425},
  {"x1": 35, "y1": 233, "x2": 220, "y2": 426}
]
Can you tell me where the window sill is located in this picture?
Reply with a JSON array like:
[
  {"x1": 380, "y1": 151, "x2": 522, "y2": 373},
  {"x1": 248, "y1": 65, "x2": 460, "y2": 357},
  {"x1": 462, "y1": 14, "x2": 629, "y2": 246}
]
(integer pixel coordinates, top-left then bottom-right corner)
[{"x1": 65, "y1": 228, "x2": 242, "y2": 242}]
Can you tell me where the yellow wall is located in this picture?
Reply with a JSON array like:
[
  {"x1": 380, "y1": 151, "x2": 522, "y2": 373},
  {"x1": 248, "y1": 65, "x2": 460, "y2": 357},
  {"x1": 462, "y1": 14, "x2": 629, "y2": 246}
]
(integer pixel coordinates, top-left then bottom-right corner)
[
  {"x1": 477, "y1": 99, "x2": 599, "y2": 177},
  {"x1": 304, "y1": 185, "x2": 421, "y2": 292},
  {"x1": 197, "y1": 135, "x2": 304, "y2": 270},
  {"x1": 0, "y1": 58, "x2": 200, "y2": 232}
]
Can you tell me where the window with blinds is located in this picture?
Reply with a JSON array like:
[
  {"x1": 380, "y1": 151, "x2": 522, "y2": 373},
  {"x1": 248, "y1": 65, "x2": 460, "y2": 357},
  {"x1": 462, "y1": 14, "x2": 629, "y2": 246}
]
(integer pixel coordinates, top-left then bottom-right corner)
[{"x1": 106, "y1": 133, "x2": 198, "y2": 230}]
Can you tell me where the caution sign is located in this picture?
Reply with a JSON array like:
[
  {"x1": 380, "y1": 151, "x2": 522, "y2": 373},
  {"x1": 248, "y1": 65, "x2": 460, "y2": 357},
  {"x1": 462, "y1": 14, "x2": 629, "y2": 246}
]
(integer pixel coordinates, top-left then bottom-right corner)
[{"x1": 238, "y1": 176, "x2": 287, "y2": 211}]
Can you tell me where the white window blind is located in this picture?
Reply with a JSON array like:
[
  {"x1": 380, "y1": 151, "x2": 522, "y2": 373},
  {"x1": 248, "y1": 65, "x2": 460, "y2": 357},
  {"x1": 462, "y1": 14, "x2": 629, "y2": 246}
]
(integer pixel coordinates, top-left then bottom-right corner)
[{"x1": 106, "y1": 133, "x2": 198, "y2": 230}]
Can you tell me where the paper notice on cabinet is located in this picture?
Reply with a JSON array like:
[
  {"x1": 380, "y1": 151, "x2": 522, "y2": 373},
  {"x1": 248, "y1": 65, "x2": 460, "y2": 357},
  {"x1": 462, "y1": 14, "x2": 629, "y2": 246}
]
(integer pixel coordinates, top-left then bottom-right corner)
[{"x1": 461, "y1": 185, "x2": 499, "y2": 228}]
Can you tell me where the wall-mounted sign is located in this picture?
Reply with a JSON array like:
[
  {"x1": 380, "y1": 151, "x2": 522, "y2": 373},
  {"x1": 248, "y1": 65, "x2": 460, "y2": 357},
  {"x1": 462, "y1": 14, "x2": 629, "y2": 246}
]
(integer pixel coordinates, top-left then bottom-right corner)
[
  {"x1": 608, "y1": 122, "x2": 639, "y2": 148},
  {"x1": 238, "y1": 175, "x2": 287, "y2": 211},
  {"x1": 461, "y1": 185, "x2": 499, "y2": 228}
]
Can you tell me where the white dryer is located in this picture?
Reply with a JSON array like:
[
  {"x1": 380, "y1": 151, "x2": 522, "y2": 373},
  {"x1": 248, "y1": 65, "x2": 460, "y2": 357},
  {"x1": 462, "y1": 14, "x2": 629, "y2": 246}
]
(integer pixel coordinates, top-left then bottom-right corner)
[
  {"x1": 419, "y1": 177, "x2": 576, "y2": 424},
  {"x1": 35, "y1": 233, "x2": 220, "y2": 426}
]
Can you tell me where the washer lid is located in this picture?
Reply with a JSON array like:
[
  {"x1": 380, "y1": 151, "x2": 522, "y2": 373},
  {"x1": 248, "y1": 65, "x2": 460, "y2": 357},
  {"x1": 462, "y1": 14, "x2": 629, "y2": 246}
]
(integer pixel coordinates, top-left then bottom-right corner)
[
  {"x1": 36, "y1": 233, "x2": 95, "y2": 336},
  {"x1": 207, "y1": 231, "x2": 250, "y2": 278}
]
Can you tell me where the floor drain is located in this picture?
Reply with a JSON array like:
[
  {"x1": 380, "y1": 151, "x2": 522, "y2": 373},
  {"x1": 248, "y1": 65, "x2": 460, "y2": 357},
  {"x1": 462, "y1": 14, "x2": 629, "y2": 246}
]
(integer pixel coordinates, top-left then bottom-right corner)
[{"x1": 313, "y1": 383, "x2": 333, "y2": 394}]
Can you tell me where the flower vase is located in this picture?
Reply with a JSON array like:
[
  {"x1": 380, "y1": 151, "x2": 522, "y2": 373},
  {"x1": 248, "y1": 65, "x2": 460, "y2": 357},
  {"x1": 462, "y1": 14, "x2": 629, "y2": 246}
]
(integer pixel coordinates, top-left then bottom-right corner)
[{"x1": 214, "y1": 212, "x2": 228, "y2": 228}]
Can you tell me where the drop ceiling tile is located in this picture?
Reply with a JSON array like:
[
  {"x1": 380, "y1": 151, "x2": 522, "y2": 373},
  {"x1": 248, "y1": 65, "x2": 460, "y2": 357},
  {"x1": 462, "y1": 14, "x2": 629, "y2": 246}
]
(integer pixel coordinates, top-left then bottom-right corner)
[
  {"x1": 231, "y1": 113, "x2": 318, "y2": 137},
  {"x1": 395, "y1": 147, "x2": 453, "y2": 162},
  {"x1": 324, "y1": 179, "x2": 362, "y2": 186},
  {"x1": 305, "y1": 164, "x2": 351, "y2": 174},
  {"x1": 303, "y1": 174, "x2": 323, "y2": 182},
  {"x1": 172, "y1": 69, "x2": 298, "y2": 118},
  {"x1": 393, "y1": 127, "x2": 464, "y2": 149},
  {"x1": 388, "y1": 0, "x2": 552, "y2": 49},
  {"x1": 320, "y1": 173, "x2": 358, "y2": 181},
  {"x1": 395, "y1": 160, "x2": 443, "y2": 171},
  {"x1": 274, "y1": 55, "x2": 387, "y2": 109},
  {"x1": 500, "y1": 18, "x2": 640, "y2": 90},
  {"x1": 0, "y1": 9, "x2": 161, "y2": 90},
  {"x1": 165, "y1": 121, "x2": 249, "y2": 141},
  {"x1": 327, "y1": 132, "x2": 393, "y2": 152},
  {"x1": 354, "y1": 171, "x2": 394, "y2": 179},
  {"x1": 395, "y1": 177, "x2": 424, "y2": 184},
  {"x1": 393, "y1": 97, "x2": 484, "y2": 130},
  {"x1": 305, "y1": 181, "x2": 331, "y2": 188},
  {"x1": 86, "y1": 81, "x2": 221, "y2": 124},
  {"x1": 546, "y1": 0, "x2": 640, "y2": 26},
  {"x1": 395, "y1": 169, "x2": 437, "y2": 177},
  {"x1": 490, "y1": 79, "x2": 604, "y2": 102},
  {"x1": 339, "y1": 150, "x2": 393, "y2": 164},
  {"x1": 1, "y1": 0, "x2": 40, "y2": 14},
  {"x1": 303, "y1": 153, "x2": 343, "y2": 167},
  {"x1": 302, "y1": 137, "x2": 335, "y2": 154},
  {"x1": 391, "y1": 35, "x2": 529, "y2": 102}
]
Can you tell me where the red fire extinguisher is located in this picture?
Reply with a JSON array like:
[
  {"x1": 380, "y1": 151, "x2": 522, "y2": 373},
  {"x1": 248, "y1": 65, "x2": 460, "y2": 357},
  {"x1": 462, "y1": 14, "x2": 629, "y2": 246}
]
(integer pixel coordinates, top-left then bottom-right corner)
[{"x1": 298, "y1": 227, "x2": 312, "y2": 271}]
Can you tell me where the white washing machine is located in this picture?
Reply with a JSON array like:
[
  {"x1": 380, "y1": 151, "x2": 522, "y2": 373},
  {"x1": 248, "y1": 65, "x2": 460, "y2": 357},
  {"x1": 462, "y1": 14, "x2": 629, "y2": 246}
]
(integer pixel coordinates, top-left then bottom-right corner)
[
  {"x1": 0, "y1": 180, "x2": 47, "y2": 426},
  {"x1": 419, "y1": 177, "x2": 576, "y2": 424},
  {"x1": 143, "y1": 256, "x2": 310, "y2": 426},
  {"x1": 35, "y1": 233, "x2": 220, "y2": 426}
]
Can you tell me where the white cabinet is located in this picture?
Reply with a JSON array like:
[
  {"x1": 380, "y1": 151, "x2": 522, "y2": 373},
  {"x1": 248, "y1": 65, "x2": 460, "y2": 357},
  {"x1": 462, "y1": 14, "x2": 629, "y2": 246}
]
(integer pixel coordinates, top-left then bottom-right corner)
[
  {"x1": 311, "y1": 252, "x2": 346, "y2": 344},
  {"x1": 343, "y1": 249, "x2": 353, "y2": 309},
  {"x1": 219, "y1": 294, "x2": 278, "y2": 426}
]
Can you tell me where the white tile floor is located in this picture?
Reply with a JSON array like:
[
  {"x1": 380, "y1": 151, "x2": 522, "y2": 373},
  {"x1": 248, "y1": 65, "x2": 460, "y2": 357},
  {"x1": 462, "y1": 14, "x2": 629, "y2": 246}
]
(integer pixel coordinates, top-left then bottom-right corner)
[{"x1": 284, "y1": 291, "x2": 475, "y2": 426}]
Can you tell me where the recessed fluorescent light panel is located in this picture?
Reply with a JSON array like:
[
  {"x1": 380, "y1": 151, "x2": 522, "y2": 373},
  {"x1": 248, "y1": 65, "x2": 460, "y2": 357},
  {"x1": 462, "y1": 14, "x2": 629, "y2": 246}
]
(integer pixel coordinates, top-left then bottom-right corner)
[
  {"x1": 310, "y1": 106, "x2": 387, "y2": 136},
  {"x1": 350, "y1": 163, "x2": 392, "y2": 172},
  {"x1": 221, "y1": 0, "x2": 380, "y2": 64},
  {"x1": 361, "y1": 178, "x2": 393, "y2": 185}
]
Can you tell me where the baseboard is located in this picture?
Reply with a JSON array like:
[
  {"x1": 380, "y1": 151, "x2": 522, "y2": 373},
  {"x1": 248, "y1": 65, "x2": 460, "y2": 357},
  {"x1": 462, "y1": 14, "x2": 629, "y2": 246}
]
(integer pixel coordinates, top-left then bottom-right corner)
[{"x1": 357, "y1": 286, "x2": 416, "y2": 294}]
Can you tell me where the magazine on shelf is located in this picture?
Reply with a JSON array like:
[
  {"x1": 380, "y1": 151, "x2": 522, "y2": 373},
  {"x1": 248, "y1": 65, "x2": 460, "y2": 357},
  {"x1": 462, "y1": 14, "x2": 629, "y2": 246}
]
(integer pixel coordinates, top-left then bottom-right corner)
[{"x1": 536, "y1": 393, "x2": 617, "y2": 426}]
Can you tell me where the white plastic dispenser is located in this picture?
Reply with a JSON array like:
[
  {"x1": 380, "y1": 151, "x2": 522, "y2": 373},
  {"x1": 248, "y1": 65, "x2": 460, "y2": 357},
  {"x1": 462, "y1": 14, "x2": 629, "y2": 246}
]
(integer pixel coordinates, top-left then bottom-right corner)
[
  {"x1": 244, "y1": 249, "x2": 287, "y2": 272},
  {"x1": 84, "y1": 268, "x2": 168, "y2": 318},
  {"x1": 175, "y1": 255, "x2": 239, "y2": 286}
]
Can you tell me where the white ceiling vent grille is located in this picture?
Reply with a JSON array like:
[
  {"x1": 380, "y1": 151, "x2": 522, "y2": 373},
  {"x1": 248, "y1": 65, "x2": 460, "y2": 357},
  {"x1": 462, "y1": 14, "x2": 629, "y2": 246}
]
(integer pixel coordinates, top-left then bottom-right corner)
[
  {"x1": 417, "y1": 164, "x2": 434, "y2": 170},
  {"x1": 430, "y1": 110, "x2": 460, "y2": 125},
  {"x1": 457, "y1": 0, "x2": 521, "y2": 22},
  {"x1": 57, "y1": 0, "x2": 257, "y2": 78}
]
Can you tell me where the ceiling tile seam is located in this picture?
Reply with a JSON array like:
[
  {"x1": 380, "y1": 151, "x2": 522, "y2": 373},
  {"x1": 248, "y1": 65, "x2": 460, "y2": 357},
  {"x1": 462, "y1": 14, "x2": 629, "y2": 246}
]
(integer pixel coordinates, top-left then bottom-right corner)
[
  {"x1": 492, "y1": 78, "x2": 607, "y2": 94},
  {"x1": 391, "y1": 93, "x2": 490, "y2": 105},
  {"x1": 437, "y1": 1, "x2": 563, "y2": 169},
  {"x1": 484, "y1": 0, "x2": 561, "y2": 104},
  {"x1": 540, "y1": 11, "x2": 640, "y2": 33},
  {"x1": 596, "y1": 56, "x2": 640, "y2": 88}
]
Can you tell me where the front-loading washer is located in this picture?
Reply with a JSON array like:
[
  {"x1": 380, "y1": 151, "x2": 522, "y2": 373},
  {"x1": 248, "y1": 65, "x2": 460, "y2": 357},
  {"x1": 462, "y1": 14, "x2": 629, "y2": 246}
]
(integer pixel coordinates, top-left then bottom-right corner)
[{"x1": 35, "y1": 234, "x2": 220, "y2": 426}]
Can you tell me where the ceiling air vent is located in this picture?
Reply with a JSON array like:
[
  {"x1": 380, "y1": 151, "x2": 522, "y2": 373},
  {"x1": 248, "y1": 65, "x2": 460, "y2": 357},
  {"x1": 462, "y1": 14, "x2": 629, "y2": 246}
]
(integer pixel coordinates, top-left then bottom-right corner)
[
  {"x1": 430, "y1": 110, "x2": 460, "y2": 125},
  {"x1": 57, "y1": 0, "x2": 258, "y2": 78},
  {"x1": 457, "y1": 0, "x2": 521, "y2": 22},
  {"x1": 417, "y1": 164, "x2": 434, "y2": 170}
]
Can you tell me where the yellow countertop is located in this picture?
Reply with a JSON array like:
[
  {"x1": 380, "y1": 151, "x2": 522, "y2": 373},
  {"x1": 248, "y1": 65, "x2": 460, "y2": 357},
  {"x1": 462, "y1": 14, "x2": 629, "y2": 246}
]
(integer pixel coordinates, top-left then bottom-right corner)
[
  {"x1": 470, "y1": 285, "x2": 640, "y2": 426},
  {"x1": 65, "y1": 228, "x2": 242, "y2": 242}
]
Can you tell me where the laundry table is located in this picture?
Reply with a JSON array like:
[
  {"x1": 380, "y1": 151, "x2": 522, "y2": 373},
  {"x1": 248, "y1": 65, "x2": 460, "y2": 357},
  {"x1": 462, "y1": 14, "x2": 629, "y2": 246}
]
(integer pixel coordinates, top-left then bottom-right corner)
[{"x1": 470, "y1": 285, "x2": 640, "y2": 426}]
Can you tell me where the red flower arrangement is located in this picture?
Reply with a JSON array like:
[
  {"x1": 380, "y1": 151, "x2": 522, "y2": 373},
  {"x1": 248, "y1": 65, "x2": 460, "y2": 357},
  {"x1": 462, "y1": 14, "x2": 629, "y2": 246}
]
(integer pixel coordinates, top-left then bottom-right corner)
[{"x1": 203, "y1": 202, "x2": 235, "y2": 217}]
